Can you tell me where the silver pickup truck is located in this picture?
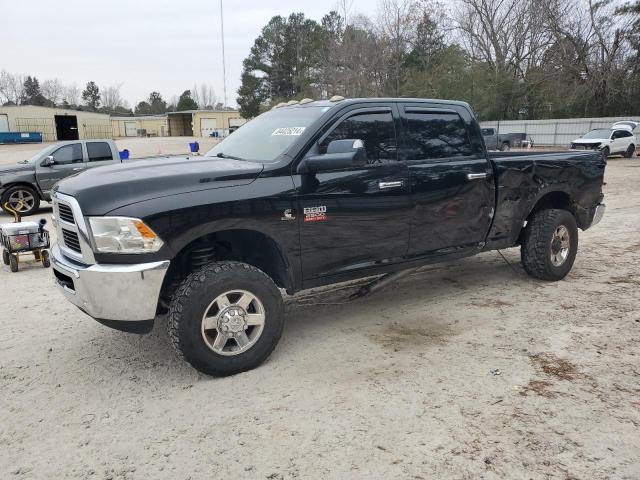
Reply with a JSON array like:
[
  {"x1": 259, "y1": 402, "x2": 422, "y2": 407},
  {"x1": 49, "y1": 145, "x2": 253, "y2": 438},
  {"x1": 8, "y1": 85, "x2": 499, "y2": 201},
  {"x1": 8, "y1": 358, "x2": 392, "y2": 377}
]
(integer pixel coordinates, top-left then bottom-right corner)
[{"x1": 0, "y1": 139, "x2": 122, "y2": 216}]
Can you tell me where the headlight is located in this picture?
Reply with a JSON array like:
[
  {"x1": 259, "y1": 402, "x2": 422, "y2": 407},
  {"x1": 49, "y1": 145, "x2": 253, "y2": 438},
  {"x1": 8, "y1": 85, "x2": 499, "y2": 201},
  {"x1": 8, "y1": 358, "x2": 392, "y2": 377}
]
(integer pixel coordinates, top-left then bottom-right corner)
[{"x1": 88, "y1": 217, "x2": 164, "y2": 254}]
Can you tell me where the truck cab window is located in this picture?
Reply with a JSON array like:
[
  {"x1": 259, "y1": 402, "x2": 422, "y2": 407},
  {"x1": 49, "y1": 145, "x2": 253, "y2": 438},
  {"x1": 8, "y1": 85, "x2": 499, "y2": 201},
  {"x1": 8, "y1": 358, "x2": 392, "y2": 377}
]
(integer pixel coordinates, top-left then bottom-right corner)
[
  {"x1": 52, "y1": 144, "x2": 83, "y2": 164},
  {"x1": 404, "y1": 111, "x2": 473, "y2": 160},
  {"x1": 319, "y1": 112, "x2": 397, "y2": 164},
  {"x1": 87, "y1": 142, "x2": 113, "y2": 162}
]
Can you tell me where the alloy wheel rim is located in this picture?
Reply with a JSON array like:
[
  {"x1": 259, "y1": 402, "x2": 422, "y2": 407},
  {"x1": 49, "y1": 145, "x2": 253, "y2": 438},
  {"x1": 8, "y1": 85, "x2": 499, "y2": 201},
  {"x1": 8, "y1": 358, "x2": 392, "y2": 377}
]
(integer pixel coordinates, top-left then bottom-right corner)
[
  {"x1": 550, "y1": 225, "x2": 570, "y2": 267},
  {"x1": 201, "y1": 289, "x2": 265, "y2": 356},
  {"x1": 8, "y1": 190, "x2": 35, "y2": 212}
]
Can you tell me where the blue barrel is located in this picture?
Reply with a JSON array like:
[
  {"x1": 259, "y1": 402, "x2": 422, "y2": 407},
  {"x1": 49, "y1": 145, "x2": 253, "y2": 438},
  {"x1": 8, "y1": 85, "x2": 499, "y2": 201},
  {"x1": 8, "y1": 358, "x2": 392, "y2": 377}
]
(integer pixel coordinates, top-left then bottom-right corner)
[
  {"x1": 119, "y1": 149, "x2": 130, "y2": 160},
  {"x1": 189, "y1": 142, "x2": 200, "y2": 153}
]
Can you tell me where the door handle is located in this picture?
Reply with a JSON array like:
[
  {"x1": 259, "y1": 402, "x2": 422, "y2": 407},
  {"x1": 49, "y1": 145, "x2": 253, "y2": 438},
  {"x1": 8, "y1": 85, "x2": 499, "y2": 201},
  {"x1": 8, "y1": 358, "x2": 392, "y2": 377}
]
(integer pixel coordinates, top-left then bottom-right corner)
[
  {"x1": 467, "y1": 173, "x2": 488, "y2": 180},
  {"x1": 379, "y1": 181, "x2": 404, "y2": 190}
]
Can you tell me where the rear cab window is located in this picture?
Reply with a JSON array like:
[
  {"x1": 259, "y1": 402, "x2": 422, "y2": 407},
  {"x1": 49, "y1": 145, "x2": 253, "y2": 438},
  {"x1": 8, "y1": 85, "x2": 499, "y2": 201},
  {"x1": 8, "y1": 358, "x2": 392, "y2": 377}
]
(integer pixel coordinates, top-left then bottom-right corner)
[
  {"x1": 87, "y1": 142, "x2": 113, "y2": 162},
  {"x1": 401, "y1": 107, "x2": 474, "y2": 160}
]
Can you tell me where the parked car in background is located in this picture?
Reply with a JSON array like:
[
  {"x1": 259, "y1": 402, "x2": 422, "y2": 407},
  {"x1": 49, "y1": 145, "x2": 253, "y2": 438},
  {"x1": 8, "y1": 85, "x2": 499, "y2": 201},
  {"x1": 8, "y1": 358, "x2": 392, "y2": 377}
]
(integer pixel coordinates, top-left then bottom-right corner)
[
  {"x1": 481, "y1": 128, "x2": 527, "y2": 151},
  {"x1": 571, "y1": 121, "x2": 638, "y2": 158},
  {"x1": 50, "y1": 97, "x2": 606, "y2": 376},
  {"x1": 0, "y1": 140, "x2": 123, "y2": 216}
]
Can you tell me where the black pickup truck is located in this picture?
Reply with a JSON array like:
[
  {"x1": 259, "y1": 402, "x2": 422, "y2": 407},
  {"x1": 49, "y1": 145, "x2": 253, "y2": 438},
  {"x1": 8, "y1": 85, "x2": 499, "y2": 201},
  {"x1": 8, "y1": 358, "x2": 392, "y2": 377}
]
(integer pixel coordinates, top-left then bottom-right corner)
[{"x1": 50, "y1": 98, "x2": 606, "y2": 376}]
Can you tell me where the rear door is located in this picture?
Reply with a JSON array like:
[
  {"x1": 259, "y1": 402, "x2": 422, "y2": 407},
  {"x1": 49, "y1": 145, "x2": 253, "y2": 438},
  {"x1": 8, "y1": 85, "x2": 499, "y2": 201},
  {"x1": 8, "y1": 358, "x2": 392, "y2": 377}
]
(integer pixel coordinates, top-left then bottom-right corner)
[
  {"x1": 400, "y1": 103, "x2": 495, "y2": 256},
  {"x1": 295, "y1": 104, "x2": 412, "y2": 281},
  {"x1": 86, "y1": 141, "x2": 116, "y2": 168},
  {"x1": 35, "y1": 143, "x2": 85, "y2": 194}
]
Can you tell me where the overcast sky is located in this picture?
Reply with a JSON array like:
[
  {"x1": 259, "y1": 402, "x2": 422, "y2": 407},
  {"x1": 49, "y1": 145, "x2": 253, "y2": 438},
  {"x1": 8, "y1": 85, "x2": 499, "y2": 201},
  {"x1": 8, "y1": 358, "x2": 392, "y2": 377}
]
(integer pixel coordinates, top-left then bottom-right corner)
[{"x1": 1, "y1": 0, "x2": 379, "y2": 109}]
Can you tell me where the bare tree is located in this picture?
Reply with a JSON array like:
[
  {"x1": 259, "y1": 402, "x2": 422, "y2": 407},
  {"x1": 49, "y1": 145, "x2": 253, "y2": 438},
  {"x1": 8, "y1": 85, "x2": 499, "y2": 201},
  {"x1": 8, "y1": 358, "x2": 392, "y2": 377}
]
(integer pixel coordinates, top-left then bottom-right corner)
[
  {"x1": 62, "y1": 84, "x2": 80, "y2": 105},
  {"x1": 0, "y1": 70, "x2": 26, "y2": 105},
  {"x1": 101, "y1": 84, "x2": 124, "y2": 110},
  {"x1": 41, "y1": 78, "x2": 64, "y2": 105}
]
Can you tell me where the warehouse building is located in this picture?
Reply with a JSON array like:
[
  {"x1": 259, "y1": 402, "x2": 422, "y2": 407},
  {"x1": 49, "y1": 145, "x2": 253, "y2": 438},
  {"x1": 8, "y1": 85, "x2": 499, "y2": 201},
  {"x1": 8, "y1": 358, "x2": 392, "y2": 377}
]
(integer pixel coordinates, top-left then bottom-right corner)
[
  {"x1": 167, "y1": 110, "x2": 246, "y2": 137},
  {"x1": 0, "y1": 105, "x2": 111, "y2": 142},
  {"x1": 111, "y1": 115, "x2": 169, "y2": 137}
]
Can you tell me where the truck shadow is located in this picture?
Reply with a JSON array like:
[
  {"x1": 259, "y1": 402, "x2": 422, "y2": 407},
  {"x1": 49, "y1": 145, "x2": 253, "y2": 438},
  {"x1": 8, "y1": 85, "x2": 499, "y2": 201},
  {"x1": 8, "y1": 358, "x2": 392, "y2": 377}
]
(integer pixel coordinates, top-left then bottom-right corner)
[{"x1": 77, "y1": 249, "x2": 532, "y2": 382}]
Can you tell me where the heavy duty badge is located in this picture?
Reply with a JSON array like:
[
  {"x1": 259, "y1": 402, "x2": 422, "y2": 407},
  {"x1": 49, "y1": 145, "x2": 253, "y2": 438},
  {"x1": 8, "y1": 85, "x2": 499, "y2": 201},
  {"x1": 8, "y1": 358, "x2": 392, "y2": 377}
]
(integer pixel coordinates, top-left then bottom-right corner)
[
  {"x1": 303, "y1": 206, "x2": 327, "y2": 222},
  {"x1": 281, "y1": 209, "x2": 295, "y2": 221}
]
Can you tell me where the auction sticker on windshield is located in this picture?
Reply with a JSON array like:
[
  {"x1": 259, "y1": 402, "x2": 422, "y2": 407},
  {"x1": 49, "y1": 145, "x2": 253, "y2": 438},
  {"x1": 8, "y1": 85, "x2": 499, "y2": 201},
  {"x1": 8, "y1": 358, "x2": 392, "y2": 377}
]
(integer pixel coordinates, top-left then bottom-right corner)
[{"x1": 272, "y1": 127, "x2": 306, "y2": 136}]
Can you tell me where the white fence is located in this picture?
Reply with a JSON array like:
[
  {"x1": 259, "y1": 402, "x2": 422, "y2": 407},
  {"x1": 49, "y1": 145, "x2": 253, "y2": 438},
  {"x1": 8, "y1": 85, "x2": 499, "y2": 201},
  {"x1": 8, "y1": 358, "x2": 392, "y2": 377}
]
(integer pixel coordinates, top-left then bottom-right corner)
[{"x1": 480, "y1": 116, "x2": 640, "y2": 147}]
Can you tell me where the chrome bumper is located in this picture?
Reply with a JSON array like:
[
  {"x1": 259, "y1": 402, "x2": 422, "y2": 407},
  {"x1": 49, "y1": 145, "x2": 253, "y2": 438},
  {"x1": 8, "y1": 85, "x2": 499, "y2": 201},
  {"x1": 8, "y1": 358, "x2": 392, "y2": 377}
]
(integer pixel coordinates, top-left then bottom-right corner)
[{"x1": 51, "y1": 244, "x2": 170, "y2": 322}]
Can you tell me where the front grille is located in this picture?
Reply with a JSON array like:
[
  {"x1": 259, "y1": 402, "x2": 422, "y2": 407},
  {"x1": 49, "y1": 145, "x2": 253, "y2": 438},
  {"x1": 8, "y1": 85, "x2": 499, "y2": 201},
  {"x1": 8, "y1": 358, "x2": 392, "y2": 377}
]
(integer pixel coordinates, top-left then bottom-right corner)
[
  {"x1": 58, "y1": 203, "x2": 75, "y2": 224},
  {"x1": 62, "y1": 229, "x2": 81, "y2": 253}
]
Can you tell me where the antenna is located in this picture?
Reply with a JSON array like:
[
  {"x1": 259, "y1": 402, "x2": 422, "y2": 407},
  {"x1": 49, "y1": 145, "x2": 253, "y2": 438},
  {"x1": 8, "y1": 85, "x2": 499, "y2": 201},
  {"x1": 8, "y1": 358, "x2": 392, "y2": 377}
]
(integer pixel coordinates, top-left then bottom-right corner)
[{"x1": 220, "y1": 0, "x2": 228, "y2": 109}]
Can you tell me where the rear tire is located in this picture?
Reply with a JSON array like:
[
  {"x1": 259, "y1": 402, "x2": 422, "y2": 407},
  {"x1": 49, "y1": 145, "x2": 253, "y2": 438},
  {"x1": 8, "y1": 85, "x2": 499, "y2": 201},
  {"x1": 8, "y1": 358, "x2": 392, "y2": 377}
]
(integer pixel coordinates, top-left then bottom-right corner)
[
  {"x1": 9, "y1": 254, "x2": 18, "y2": 273},
  {"x1": 521, "y1": 209, "x2": 578, "y2": 281},
  {"x1": 2, "y1": 250, "x2": 9, "y2": 266},
  {"x1": 624, "y1": 144, "x2": 635, "y2": 158},
  {"x1": 168, "y1": 261, "x2": 284, "y2": 376}
]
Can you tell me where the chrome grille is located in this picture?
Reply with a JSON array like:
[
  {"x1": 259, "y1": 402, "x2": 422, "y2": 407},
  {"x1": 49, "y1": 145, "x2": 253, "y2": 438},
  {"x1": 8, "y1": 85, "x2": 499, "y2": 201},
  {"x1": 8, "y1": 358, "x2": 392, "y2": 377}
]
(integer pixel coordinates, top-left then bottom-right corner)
[
  {"x1": 61, "y1": 229, "x2": 81, "y2": 253},
  {"x1": 57, "y1": 203, "x2": 75, "y2": 224}
]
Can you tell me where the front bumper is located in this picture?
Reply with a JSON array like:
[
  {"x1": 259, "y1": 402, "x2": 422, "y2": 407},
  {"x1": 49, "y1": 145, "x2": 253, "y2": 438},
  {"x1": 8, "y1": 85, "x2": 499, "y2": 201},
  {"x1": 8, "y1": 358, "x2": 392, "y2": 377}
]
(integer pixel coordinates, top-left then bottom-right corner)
[{"x1": 51, "y1": 244, "x2": 170, "y2": 322}]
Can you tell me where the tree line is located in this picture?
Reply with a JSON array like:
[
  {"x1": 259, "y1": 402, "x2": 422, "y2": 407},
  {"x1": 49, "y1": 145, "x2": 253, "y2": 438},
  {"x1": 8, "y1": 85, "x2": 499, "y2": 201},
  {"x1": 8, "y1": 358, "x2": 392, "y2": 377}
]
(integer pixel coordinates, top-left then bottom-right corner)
[
  {"x1": 0, "y1": 72, "x2": 231, "y2": 115},
  {"x1": 237, "y1": 0, "x2": 640, "y2": 121}
]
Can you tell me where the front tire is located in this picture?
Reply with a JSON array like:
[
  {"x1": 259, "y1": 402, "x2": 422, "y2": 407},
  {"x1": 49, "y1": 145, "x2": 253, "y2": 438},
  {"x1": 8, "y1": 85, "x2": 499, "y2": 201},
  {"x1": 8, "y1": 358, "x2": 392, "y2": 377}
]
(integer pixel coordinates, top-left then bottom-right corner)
[
  {"x1": 500, "y1": 142, "x2": 511, "y2": 152},
  {"x1": 168, "y1": 261, "x2": 284, "y2": 376},
  {"x1": 2, "y1": 249, "x2": 9, "y2": 266},
  {"x1": 601, "y1": 146, "x2": 610, "y2": 158},
  {"x1": 1, "y1": 185, "x2": 40, "y2": 217},
  {"x1": 521, "y1": 209, "x2": 578, "y2": 281},
  {"x1": 9, "y1": 254, "x2": 18, "y2": 273}
]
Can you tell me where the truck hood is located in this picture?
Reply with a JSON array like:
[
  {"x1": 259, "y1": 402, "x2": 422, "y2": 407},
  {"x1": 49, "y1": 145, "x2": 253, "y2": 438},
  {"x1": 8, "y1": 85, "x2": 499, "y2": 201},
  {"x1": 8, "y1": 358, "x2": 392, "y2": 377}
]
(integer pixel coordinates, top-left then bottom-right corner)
[
  {"x1": 54, "y1": 155, "x2": 264, "y2": 215},
  {"x1": 0, "y1": 162, "x2": 35, "y2": 176},
  {"x1": 572, "y1": 138, "x2": 606, "y2": 145}
]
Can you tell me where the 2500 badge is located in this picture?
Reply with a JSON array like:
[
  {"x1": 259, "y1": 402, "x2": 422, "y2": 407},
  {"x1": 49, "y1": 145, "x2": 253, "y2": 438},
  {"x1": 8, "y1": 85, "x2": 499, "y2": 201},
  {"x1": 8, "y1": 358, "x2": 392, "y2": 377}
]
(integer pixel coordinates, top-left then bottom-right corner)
[{"x1": 303, "y1": 206, "x2": 327, "y2": 222}]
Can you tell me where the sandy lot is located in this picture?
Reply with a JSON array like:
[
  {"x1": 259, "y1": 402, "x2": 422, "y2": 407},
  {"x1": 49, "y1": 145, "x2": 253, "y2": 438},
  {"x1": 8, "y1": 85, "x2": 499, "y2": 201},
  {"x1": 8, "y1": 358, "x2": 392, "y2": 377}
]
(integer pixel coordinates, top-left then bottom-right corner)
[{"x1": 0, "y1": 156, "x2": 639, "y2": 479}]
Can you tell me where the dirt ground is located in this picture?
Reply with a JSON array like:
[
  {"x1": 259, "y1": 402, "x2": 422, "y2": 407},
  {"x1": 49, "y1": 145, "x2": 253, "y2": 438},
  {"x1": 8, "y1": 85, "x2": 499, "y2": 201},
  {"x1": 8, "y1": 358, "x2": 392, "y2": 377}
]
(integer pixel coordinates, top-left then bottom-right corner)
[{"x1": 0, "y1": 152, "x2": 639, "y2": 479}]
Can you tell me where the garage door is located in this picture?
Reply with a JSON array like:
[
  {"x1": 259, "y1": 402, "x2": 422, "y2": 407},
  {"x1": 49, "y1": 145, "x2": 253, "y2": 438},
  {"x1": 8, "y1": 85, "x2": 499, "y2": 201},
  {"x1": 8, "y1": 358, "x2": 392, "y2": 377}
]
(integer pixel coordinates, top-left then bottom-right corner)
[
  {"x1": 124, "y1": 122, "x2": 137, "y2": 137},
  {"x1": 0, "y1": 114, "x2": 9, "y2": 132},
  {"x1": 229, "y1": 118, "x2": 246, "y2": 128},
  {"x1": 200, "y1": 118, "x2": 217, "y2": 137}
]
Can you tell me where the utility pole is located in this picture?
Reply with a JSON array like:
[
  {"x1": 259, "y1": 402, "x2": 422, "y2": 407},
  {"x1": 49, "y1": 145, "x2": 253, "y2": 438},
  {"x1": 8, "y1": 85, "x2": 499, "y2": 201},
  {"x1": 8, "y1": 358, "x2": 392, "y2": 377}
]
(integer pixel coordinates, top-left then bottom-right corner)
[{"x1": 220, "y1": 0, "x2": 228, "y2": 109}]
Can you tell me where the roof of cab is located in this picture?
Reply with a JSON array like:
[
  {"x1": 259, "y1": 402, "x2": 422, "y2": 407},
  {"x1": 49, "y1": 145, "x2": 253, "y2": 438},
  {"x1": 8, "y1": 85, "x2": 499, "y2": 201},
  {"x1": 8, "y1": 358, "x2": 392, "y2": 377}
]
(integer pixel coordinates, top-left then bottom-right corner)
[{"x1": 277, "y1": 97, "x2": 472, "y2": 110}]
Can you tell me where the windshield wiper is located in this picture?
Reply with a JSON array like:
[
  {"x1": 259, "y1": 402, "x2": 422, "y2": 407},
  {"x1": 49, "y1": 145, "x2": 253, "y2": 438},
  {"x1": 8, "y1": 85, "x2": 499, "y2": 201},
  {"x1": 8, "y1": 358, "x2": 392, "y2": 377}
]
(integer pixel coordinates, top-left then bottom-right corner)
[{"x1": 215, "y1": 152, "x2": 247, "y2": 161}]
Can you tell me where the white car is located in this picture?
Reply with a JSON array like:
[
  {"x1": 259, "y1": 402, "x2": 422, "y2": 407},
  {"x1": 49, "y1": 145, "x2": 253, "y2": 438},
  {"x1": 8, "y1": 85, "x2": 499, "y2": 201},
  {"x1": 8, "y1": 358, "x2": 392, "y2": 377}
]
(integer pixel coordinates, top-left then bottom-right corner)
[{"x1": 571, "y1": 121, "x2": 637, "y2": 158}]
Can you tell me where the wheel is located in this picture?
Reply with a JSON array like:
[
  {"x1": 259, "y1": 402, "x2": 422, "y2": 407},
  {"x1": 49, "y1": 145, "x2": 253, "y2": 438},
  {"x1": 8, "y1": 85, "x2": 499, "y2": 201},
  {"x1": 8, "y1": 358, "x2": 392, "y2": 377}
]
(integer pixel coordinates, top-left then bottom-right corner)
[
  {"x1": 1, "y1": 185, "x2": 40, "y2": 217},
  {"x1": 601, "y1": 146, "x2": 610, "y2": 158},
  {"x1": 500, "y1": 142, "x2": 511, "y2": 152},
  {"x1": 2, "y1": 249, "x2": 8, "y2": 266},
  {"x1": 9, "y1": 254, "x2": 18, "y2": 272},
  {"x1": 624, "y1": 144, "x2": 635, "y2": 158},
  {"x1": 521, "y1": 209, "x2": 578, "y2": 281},
  {"x1": 41, "y1": 250, "x2": 50, "y2": 268},
  {"x1": 168, "y1": 261, "x2": 285, "y2": 376}
]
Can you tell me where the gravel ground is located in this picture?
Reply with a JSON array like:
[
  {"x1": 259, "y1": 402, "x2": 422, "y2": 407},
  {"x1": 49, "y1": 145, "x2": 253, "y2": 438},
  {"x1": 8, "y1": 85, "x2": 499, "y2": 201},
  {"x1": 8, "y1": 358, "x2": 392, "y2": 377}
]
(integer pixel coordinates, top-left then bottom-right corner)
[{"x1": 0, "y1": 156, "x2": 639, "y2": 479}]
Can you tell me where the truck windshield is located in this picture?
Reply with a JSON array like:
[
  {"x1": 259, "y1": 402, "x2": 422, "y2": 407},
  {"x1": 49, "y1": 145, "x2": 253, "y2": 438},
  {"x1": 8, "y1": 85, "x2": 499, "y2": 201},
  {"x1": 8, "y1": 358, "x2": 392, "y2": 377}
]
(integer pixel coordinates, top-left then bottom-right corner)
[
  {"x1": 205, "y1": 106, "x2": 328, "y2": 163},
  {"x1": 582, "y1": 129, "x2": 611, "y2": 139}
]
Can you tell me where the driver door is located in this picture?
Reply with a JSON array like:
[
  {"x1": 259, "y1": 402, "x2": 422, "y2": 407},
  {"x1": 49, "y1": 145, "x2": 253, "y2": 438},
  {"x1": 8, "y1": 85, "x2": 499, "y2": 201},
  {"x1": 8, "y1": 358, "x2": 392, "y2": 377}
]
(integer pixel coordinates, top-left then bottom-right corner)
[
  {"x1": 294, "y1": 105, "x2": 412, "y2": 284},
  {"x1": 35, "y1": 143, "x2": 85, "y2": 195}
]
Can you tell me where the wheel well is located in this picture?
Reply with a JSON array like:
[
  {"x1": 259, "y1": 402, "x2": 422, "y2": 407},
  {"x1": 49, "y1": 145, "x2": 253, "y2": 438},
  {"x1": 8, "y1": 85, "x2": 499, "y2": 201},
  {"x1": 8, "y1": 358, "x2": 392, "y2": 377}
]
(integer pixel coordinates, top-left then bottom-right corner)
[
  {"x1": 528, "y1": 191, "x2": 574, "y2": 218},
  {"x1": 1, "y1": 182, "x2": 42, "y2": 200},
  {"x1": 159, "y1": 229, "x2": 291, "y2": 309}
]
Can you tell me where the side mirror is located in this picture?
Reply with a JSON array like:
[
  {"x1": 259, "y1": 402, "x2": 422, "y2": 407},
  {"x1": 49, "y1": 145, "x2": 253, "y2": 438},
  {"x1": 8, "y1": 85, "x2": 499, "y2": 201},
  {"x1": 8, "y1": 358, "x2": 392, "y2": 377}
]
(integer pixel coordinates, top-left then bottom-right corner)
[
  {"x1": 41, "y1": 156, "x2": 56, "y2": 167},
  {"x1": 297, "y1": 139, "x2": 367, "y2": 174}
]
